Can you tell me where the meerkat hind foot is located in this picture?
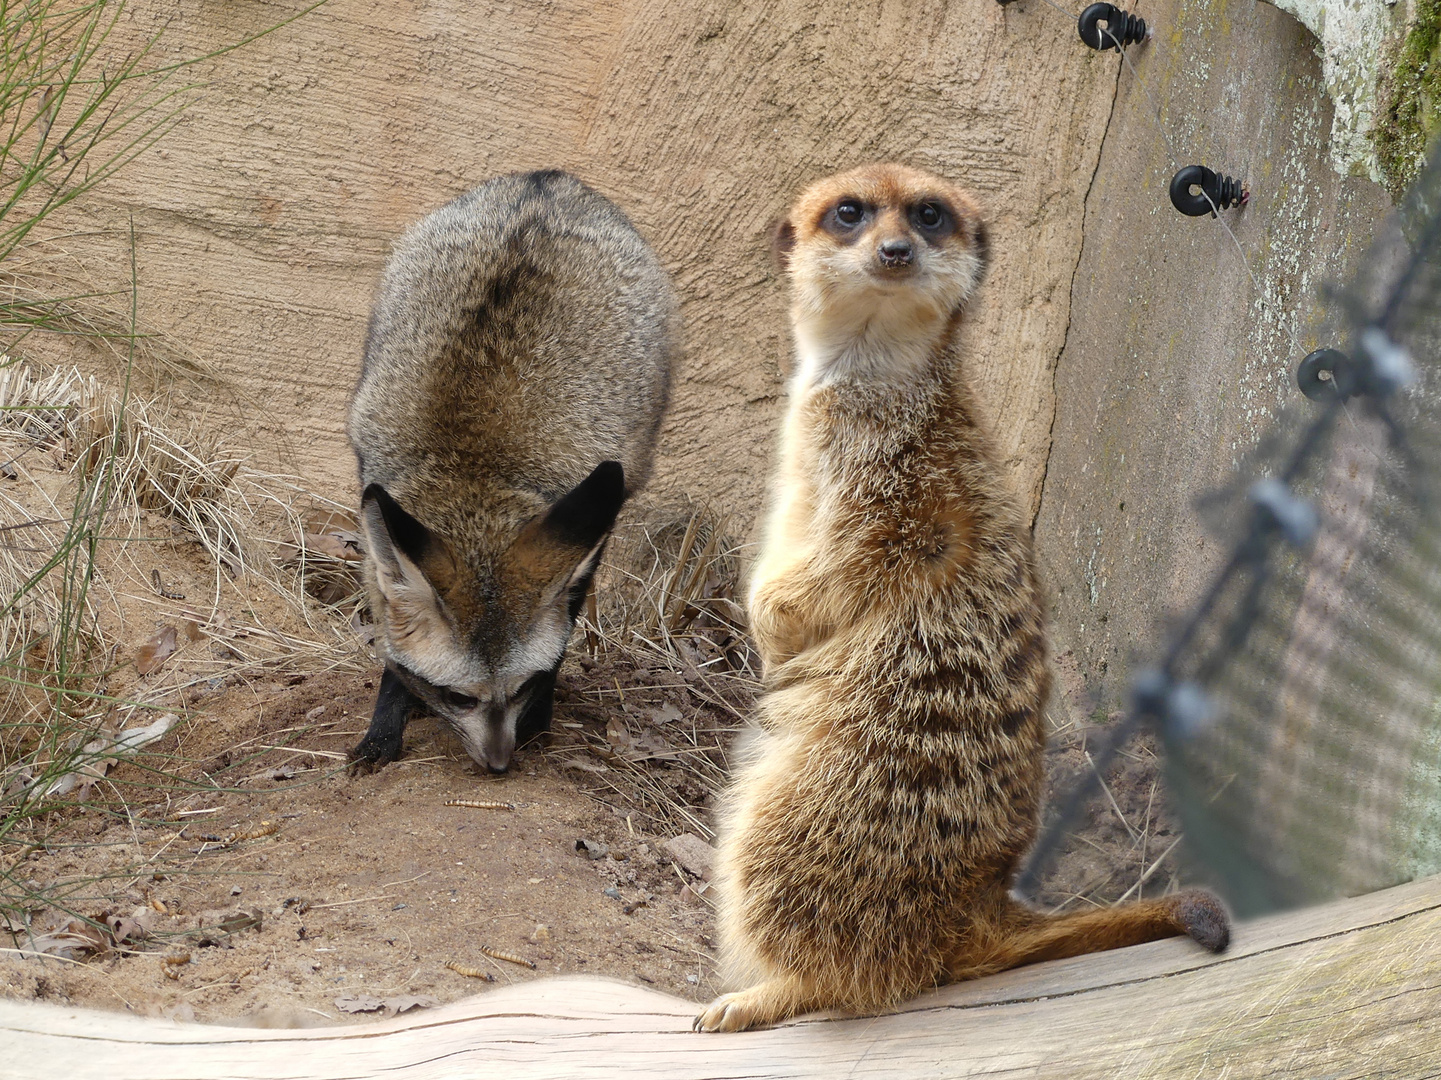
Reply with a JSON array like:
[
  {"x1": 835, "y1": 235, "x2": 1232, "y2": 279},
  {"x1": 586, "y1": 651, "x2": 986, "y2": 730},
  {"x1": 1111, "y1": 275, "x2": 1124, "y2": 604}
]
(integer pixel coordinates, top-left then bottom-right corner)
[{"x1": 694, "y1": 978, "x2": 814, "y2": 1033}]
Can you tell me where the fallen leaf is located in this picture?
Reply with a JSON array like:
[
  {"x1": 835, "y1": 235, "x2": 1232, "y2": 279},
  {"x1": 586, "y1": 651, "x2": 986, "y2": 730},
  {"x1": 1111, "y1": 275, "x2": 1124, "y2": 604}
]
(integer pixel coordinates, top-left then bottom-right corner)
[
  {"x1": 303, "y1": 530, "x2": 364, "y2": 562},
  {"x1": 113, "y1": 714, "x2": 179, "y2": 754},
  {"x1": 21, "y1": 917, "x2": 110, "y2": 959},
  {"x1": 380, "y1": 995, "x2": 437, "y2": 1016},
  {"x1": 333, "y1": 995, "x2": 387, "y2": 1015},
  {"x1": 604, "y1": 717, "x2": 634, "y2": 754},
  {"x1": 44, "y1": 714, "x2": 178, "y2": 800},
  {"x1": 135, "y1": 626, "x2": 179, "y2": 675}
]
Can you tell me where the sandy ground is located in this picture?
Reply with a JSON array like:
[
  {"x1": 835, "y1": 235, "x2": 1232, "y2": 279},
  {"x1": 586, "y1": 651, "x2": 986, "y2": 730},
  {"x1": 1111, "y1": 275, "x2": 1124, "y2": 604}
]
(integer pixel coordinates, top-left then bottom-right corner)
[
  {"x1": 0, "y1": 662, "x2": 1181, "y2": 1026},
  {"x1": 1, "y1": 645, "x2": 748, "y2": 1023}
]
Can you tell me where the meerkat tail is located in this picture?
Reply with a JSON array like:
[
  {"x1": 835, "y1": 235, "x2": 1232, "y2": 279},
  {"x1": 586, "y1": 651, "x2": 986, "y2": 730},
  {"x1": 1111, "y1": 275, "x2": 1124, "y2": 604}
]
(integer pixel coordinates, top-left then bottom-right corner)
[{"x1": 946, "y1": 889, "x2": 1230, "y2": 982}]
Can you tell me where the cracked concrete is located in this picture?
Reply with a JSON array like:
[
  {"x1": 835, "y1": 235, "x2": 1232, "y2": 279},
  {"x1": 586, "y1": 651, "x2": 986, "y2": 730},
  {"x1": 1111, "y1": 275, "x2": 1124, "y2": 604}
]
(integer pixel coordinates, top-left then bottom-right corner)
[{"x1": 1034, "y1": 0, "x2": 1393, "y2": 718}]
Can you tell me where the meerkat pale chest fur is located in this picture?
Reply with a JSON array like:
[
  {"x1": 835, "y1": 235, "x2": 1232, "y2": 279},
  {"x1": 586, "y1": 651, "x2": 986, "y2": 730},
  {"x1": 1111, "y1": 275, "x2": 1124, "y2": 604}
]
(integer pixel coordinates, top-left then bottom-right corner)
[{"x1": 697, "y1": 164, "x2": 1228, "y2": 1033}]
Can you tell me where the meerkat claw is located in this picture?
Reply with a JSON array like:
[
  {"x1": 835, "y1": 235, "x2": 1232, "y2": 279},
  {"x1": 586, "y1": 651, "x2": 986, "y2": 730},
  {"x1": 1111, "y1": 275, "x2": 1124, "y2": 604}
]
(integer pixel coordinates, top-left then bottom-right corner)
[{"x1": 695, "y1": 992, "x2": 753, "y2": 1033}]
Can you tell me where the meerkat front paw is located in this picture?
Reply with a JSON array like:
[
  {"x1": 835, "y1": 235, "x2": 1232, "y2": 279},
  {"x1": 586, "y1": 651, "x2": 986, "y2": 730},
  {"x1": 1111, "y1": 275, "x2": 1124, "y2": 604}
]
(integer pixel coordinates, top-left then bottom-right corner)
[
  {"x1": 694, "y1": 977, "x2": 816, "y2": 1032},
  {"x1": 694, "y1": 990, "x2": 765, "y2": 1033}
]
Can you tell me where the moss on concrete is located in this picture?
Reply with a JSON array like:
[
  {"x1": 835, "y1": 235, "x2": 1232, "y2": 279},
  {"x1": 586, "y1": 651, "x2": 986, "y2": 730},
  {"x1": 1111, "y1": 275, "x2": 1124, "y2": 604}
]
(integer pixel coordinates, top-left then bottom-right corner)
[{"x1": 1375, "y1": 0, "x2": 1441, "y2": 199}]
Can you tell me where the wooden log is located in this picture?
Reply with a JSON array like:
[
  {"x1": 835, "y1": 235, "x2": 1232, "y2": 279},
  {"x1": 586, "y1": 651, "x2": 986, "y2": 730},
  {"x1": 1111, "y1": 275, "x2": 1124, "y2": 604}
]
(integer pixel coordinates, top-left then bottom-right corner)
[{"x1": 4, "y1": 874, "x2": 1441, "y2": 1079}]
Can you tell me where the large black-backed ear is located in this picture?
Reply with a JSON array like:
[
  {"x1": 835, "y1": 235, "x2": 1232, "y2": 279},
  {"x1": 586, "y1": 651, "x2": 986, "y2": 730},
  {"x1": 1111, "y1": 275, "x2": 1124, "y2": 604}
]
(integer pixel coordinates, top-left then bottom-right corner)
[
  {"x1": 541, "y1": 461, "x2": 626, "y2": 551},
  {"x1": 361, "y1": 484, "x2": 457, "y2": 594},
  {"x1": 771, "y1": 218, "x2": 796, "y2": 272}
]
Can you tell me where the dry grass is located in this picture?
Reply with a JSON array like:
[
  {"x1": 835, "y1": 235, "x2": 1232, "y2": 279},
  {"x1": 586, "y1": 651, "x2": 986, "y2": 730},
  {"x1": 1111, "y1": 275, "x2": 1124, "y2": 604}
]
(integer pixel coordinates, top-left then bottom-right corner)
[
  {"x1": 552, "y1": 505, "x2": 760, "y2": 841},
  {"x1": 0, "y1": 362, "x2": 363, "y2": 863}
]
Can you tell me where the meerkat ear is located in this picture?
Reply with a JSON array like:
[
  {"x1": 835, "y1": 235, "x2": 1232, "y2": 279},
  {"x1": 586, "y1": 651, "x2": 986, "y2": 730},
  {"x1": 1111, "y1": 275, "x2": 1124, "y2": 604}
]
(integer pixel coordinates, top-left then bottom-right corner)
[{"x1": 771, "y1": 217, "x2": 796, "y2": 271}]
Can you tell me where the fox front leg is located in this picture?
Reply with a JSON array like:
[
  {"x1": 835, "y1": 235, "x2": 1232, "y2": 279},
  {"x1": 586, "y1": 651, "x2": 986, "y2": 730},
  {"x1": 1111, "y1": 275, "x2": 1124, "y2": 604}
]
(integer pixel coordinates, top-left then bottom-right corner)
[{"x1": 349, "y1": 667, "x2": 421, "y2": 773}]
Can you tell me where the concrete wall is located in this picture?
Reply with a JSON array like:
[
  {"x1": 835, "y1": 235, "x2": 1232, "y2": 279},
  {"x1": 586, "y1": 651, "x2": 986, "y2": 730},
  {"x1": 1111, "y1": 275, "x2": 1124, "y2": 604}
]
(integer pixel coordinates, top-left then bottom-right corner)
[{"x1": 26, "y1": 0, "x2": 1118, "y2": 523}]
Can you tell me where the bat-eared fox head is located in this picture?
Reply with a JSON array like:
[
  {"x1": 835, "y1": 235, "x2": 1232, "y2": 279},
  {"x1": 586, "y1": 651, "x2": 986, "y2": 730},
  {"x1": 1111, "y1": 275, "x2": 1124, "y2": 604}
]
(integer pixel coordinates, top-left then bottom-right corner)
[{"x1": 360, "y1": 461, "x2": 625, "y2": 773}]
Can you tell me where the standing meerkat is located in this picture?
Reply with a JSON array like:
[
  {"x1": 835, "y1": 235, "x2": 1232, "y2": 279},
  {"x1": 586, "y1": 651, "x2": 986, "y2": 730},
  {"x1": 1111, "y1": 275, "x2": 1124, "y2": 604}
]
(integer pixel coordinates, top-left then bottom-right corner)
[{"x1": 696, "y1": 164, "x2": 1228, "y2": 1033}]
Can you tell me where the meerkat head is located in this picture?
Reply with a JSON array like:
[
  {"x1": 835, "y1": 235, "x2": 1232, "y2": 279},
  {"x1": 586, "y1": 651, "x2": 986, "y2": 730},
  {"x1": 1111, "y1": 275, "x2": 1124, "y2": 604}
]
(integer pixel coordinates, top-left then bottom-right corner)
[{"x1": 773, "y1": 164, "x2": 989, "y2": 377}]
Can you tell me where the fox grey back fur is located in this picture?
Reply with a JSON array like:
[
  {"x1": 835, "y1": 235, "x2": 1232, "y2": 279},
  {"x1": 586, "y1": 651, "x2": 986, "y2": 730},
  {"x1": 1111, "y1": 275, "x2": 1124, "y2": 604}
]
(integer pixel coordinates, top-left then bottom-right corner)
[{"x1": 349, "y1": 170, "x2": 675, "y2": 774}]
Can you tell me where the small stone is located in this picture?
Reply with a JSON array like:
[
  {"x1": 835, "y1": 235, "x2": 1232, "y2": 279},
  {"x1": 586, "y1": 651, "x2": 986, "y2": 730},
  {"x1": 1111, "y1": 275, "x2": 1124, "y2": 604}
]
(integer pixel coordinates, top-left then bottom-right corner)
[
  {"x1": 575, "y1": 838, "x2": 609, "y2": 860},
  {"x1": 686, "y1": 973, "x2": 699, "y2": 985},
  {"x1": 529, "y1": 924, "x2": 550, "y2": 943},
  {"x1": 602, "y1": 886, "x2": 622, "y2": 900},
  {"x1": 661, "y1": 834, "x2": 716, "y2": 880},
  {"x1": 230, "y1": 886, "x2": 243, "y2": 896}
]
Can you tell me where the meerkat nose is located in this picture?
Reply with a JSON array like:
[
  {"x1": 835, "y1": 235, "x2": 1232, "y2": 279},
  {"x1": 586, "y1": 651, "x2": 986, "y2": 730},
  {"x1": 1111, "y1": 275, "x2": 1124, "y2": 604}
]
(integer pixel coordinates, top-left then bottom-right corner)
[{"x1": 878, "y1": 238, "x2": 914, "y2": 268}]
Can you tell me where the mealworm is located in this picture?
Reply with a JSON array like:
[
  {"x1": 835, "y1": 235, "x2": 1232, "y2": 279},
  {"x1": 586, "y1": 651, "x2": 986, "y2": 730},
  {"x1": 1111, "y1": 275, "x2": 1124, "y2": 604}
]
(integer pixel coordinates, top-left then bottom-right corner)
[
  {"x1": 198, "y1": 821, "x2": 278, "y2": 846},
  {"x1": 230, "y1": 821, "x2": 279, "y2": 842},
  {"x1": 443, "y1": 799, "x2": 514, "y2": 811},
  {"x1": 444, "y1": 961, "x2": 496, "y2": 981},
  {"x1": 151, "y1": 569, "x2": 185, "y2": 600},
  {"x1": 162, "y1": 965, "x2": 180, "y2": 981},
  {"x1": 163, "y1": 951, "x2": 191, "y2": 966},
  {"x1": 479, "y1": 945, "x2": 536, "y2": 969}
]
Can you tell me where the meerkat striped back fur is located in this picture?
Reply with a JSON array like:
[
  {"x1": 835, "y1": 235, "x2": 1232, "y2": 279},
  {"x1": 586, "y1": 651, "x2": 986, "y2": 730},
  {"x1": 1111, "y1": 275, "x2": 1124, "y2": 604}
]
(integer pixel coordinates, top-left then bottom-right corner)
[{"x1": 696, "y1": 164, "x2": 1227, "y2": 1033}]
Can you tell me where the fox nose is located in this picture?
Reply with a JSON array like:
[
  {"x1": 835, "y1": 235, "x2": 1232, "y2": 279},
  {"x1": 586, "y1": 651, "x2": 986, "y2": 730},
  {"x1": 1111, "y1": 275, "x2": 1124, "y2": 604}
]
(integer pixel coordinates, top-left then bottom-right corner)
[
  {"x1": 878, "y1": 238, "x2": 913, "y2": 268},
  {"x1": 482, "y1": 705, "x2": 514, "y2": 773}
]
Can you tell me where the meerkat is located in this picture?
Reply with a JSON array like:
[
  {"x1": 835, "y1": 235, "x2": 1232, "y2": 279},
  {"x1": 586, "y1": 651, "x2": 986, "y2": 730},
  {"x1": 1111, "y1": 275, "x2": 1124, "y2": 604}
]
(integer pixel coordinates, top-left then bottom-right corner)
[
  {"x1": 348, "y1": 170, "x2": 676, "y2": 776},
  {"x1": 696, "y1": 164, "x2": 1228, "y2": 1033}
]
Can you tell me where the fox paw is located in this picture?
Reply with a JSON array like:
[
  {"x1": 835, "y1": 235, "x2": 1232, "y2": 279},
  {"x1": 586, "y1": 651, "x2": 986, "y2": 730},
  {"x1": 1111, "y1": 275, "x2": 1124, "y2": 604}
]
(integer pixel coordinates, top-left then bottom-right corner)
[{"x1": 346, "y1": 737, "x2": 401, "y2": 775}]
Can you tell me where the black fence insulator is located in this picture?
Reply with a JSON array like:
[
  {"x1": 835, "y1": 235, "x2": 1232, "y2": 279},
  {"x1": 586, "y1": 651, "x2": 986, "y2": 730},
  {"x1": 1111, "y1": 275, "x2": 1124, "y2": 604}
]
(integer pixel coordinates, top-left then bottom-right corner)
[
  {"x1": 1169, "y1": 165, "x2": 1247, "y2": 217},
  {"x1": 1296, "y1": 331, "x2": 1415, "y2": 401},
  {"x1": 1297, "y1": 348, "x2": 1347, "y2": 400},
  {"x1": 1078, "y1": 3, "x2": 1148, "y2": 49}
]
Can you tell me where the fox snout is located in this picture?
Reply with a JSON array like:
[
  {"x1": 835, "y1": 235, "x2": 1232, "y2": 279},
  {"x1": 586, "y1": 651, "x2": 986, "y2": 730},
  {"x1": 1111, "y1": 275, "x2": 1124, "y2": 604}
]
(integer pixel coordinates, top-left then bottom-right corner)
[{"x1": 467, "y1": 705, "x2": 516, "y2": 774}]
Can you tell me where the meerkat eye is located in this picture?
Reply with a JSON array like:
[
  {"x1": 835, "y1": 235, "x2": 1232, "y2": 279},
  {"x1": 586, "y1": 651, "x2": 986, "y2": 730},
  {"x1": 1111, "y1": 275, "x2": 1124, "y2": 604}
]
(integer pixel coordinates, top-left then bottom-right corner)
[
  {"x1": 441, "y1": 688, "x2": 480, "y2": 711},
  {"x1": 834, "y1": 200, "x2": 864, "y2": 226},
  {"x1": 914, "y1": 202, "x2": 947, "y2": 230}
]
